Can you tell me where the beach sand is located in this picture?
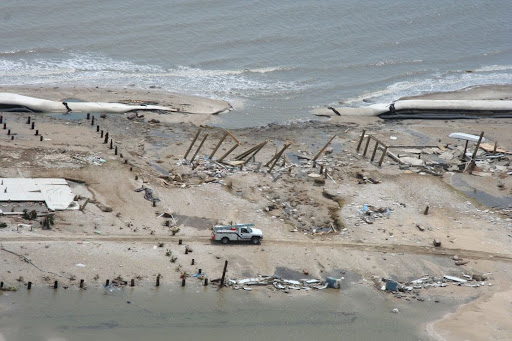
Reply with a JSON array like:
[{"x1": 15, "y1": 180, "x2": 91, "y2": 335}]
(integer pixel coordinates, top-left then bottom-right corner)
[{"x1": 1, "y1": 85, "x2": 511, "y2": 339}]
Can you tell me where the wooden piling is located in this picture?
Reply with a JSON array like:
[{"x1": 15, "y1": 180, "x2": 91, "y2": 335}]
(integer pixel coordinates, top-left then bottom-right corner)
[
  {"x1": 471, "y1": 132, "x2": 485, "y2": 160},
  {"x1": 218, "y1": 143, "x2": 239, "y2": 163},
  {"x1": 54, "y1": 281, "x2": 58, "y2": 289},
  {"x1": 35, "y1": 130, "x2": 39, "y2": 136},
  {"x1": 156, "y1": 276, "x2": 160, "y2": 287},
  {"x1": 198, "y1": 269, "x2": 202, "y2": 274},
  {"x1": 424, "y1": 206, "x2": 429, "y2": 215},
  {"x1": 378, "y1": 146, "x2": 388, "y2": 166},
  {"x1": 101, "y1": 130, "x2": 104, "y2": 138},
  {"x1": 91, "y1": 116, "x2": 95, "y2": 125},
  {"x1": 184, "y1": 128, "x2": 202, "y2": 160},
  {"x1": 493, "y1": 141, "x2": 498, "y2": 155},
  {"x1": 27, "y1": 116, "x2": 31, "y2": 124},
  {"x1": 190, "y1": 133, "x2": 208, "y2": 162},
  {"x1": 461, "y1": 140, "x2": 469, "y2": 160},
  {"x1": 27, "y1": 282, "x2": 32, "y2": 290},
  {"x1": 31, "y1": 122, "x2": 35, "y2": 130},
  {"x1": 80, "y1": 279, "x2": 84, "y2": 288},
  {"x1": 105, "y1": 279, "x2": 110, "y2": 287},
  {"x1": 40, "y1": 135, "x2": 43, "y2": 142},
  {"x1": 130, "y1": 279, "x2": 135, "y2": 287},
  {"x1": 204, "y1": 278, "x2": 208, "y2": 286},
  {"x1": 178, "y1": 239, "x2": 182, "y2": 245},
  {"x1": 370, "y1": 141, "x2": 379, "y2": 162},
  {"x1": 7, "y1": 129, "x2": 10, "y2": 135},
  {"x1": 96, "y1": 125, "x2": 100, "y2": 132},
  {"x1": 0, "y1": 282, "x2": 3, "y2": 288},
  {"x1": 210, "y1": 131, "x2": 229, "y2": 159},
  {"x1": 115, "y1": 146, "x2": 118, "y2": 155},
  {"x1": 181, "y1": 278, "x2": 186, "y2": 287},
  {"x1": 191, "y1": 259, "x2": 195, "y2": 265},
  {"x1": 313, "y1": 135, "x2": 336, "y2": 162},
  {"x1": 220, "y1": 260, "x2": 228, "y2": 287},
  {"x1": 363, "y1": 135, "x2": 371, "y2": 156},
  {"x1": 109, "y1": 139, "x2": 113, "y2": 149},
  {"x1": 356, "y1": 130, "x2": 366, "y2": 152},
  {"x1": 104, "y1": 132, "x2": 109, "y2": 144},
  {"x1": 87, "y1": 113, "x2": 90, "y2": 120}
]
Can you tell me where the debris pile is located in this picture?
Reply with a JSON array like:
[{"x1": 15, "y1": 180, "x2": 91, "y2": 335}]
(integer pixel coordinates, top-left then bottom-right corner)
[
  {"x1": 224, "y1": 275, "x2": 342, "y2": 292},
  {"x1": 378, "y1": 272, "x2": 492, "y2": 299},
  {"x1": 359, "y1": 204, "x2": 391, "y2": 224}
]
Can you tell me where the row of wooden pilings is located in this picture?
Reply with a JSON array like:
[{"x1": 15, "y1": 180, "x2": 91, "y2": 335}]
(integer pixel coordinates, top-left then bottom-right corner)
[
  {"x1": 1, "y1": 260, "x2": 229, "y2": 290},
  {"x1": 1, "y1": 115, "x2": 44, "y2": 141}
]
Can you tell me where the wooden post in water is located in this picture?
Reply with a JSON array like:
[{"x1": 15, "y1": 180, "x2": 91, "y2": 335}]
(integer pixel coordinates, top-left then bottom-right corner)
[
  {"x1": 184, "y1": 128, "x2": 202, "y2": 160},
  {"x1": 220, "y1": 260, "x2": 228, "y2": 287}
]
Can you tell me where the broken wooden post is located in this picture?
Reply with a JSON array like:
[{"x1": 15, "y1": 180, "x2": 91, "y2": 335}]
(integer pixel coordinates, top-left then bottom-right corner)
[
  {"x1": 27, "y1": 282, "x2": 32, "y2": 290},
  {"x1": 424, "y1": 205, "x2": 429, "y2": 215},
  {"x1": 31, "y1": 122, "x2": 35, "y2": 130},
  {"x1": 210, "y1": 131, "x2": 229, "y2": 159},
  {"x1": 243, "y1": 141, "x2": 268, "y2": 164},
  {"x1": 0, "y1": 282, "x2": 3, "y2": 289},
  {"x1": 312, "y1": 135, "x2": 336, "y2": 162},
  {"x1": 80, "y1": 279, "x2": 84, "y2": 288},
  {"x1": 105, "y1": 279, "x2": 110, "y2": 287},
  {"x1": 11, "y1": 136, "x2": 14, "y2": 140},
  {"x1": 104, "y1": 132, "x2": 109, "y2": 144},
  {"x1": 0, "y1": 115, "x2": 3, "y2": 123},
  {"x1": 267, "y1": 142, "x2": 292, "y2": 172},
  {"x1": 191, "y1": 259, "x2": 195, "y2": 265},
  {"x1": 40, "y1": 135, "x2": 43, "y2": 142},
  {"x1": 101, "y1": 130, "x2": 104, "y2": 138},
  {"x1": 182, "y1": 277, "x2": 186, "y2": 286},
  {"x1": 433, "y1": 239, "x2": 441, "y2": 247},
  {"x1": 7, "y1": 129, "x2": 10, "y2": 135},
  {"x1": 109, "y1": 139, "x2": 113, "y2": 149},
  {"x1": 178, "y1": 239, "x2": 182, "y2": 245},
  {"x1": 493, "y1": 141, "x2": 498, "y2": 155},
  {"x1": 54, "y1": 281, "x2": 58, "y2": 289},
  {"x1": 198, "y1": 269, "x2": 202, "y2": 274},
  {"x1": 130, "y1": 279, "x2": 135, "y2": 287},
  {"x1": 87, "y1": 113, "x2": 90, "y2": 120},
  {"x1": 370, "y1": 140, "x2": 379, "y2": 162},
  {"x1": 220, "y1": 260, "x2": 228, "y2": 287},
  {"x1": 378, "y1": 146, "x2": 388, "y2": 166},
  {"x1": 35, "y1": 130, "x2": 38, "y2": 136},
  {"x1": 461, "y1": 140, "x2": 469, "y2": 161},
  {"x1": 91, "y1": 116, "x2": 95, "y2": 125},
  {"x1": 363, "y1": 135, "x2": 371, "y2": 156},
  {"x1": 156, "y1": 275, "x2": 160, "y2": 287},
  {"x1": 191, "y1": 133, "x2": 208, "y2": 162},
  {"x1": 2, "y1": 123, "x2": 6, "y2": 129},
  {"x1": 356, "y1": 130, "x2": 366, "y2": 152},
  {"x1": 115, "y1": 146, "x2": 118, "y2": 155},
  {"x1": 218, "y1": 143, "x2": 239, "y2": 163},
  {"x1": 468, "y1": 132, "x2": 485, "y2": 173},
  {"x1": 184, "y1": 128, "x2": 202, "y2": 160},
  {"x1": 27, "y1": 116, "x2": 31, "y2": 124},
  {"x1": 96, "y1": 125, "x2": 100, "y2": 132},
  {"x1": 204, "y1": 278, "x2": 208, "y2": 286}
]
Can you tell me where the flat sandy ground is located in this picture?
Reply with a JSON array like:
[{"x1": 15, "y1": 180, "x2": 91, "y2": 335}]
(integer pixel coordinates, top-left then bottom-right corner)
[{"x1": 1, "y1": 85, "x2": 511, "y2": 340}]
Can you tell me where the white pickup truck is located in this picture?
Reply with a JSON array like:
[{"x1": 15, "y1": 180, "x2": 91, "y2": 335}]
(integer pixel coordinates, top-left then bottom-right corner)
[{"x1": 211, "y1": 223, "x2": 263, "y2": 244}]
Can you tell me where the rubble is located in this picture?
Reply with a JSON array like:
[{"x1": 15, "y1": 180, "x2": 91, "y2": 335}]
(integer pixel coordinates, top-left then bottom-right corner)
[{"x1": 226, "y1": 275, "x2": 340, "y2": 292}]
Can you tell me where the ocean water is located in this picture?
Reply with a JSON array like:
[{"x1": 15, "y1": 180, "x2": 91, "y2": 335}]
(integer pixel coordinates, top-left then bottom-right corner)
[{"x1": 0, "y1": 0, "x2": 511, "y2": 127}]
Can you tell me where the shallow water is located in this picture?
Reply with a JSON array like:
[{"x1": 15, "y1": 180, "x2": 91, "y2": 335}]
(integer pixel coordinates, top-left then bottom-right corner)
[{"x1": 0, "y1": 282, "x2": 454, "y2": 341}]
